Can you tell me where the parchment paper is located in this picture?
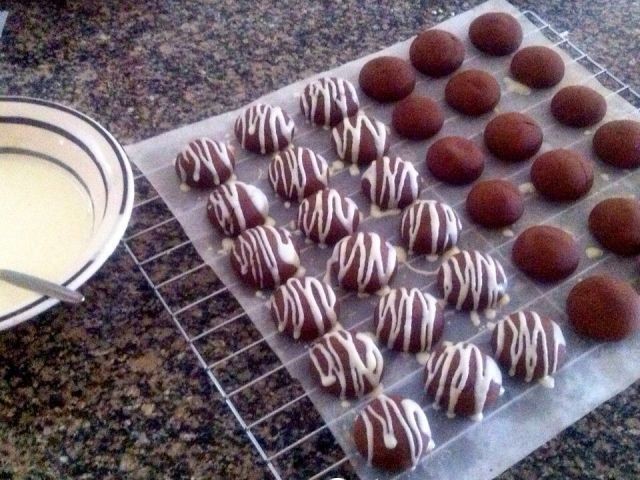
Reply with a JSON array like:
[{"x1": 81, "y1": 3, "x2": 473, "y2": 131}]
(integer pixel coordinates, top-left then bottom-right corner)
[{"x1": 126, "y1": 1, "x2": 640, "y2": 478}]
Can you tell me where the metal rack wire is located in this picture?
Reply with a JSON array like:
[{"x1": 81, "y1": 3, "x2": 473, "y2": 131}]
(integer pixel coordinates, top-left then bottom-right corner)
[{"x1": 123, "y1": 9, "x2": 640, "y2": 480}]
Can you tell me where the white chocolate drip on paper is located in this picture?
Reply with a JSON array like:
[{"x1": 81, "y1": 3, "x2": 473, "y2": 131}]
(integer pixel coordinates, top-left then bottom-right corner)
[
  {"x1": 270, "y1": 277, "x2": 338, "y2": 340},
  {"x1": 424, "y1": 342, "x2": 503, "y2": 421},
  {"x1": 300, "y1": 77, "x2": 359, "y2": 127},
  {"x1": 309, "y1": 327, "x2": 383, "y2": 399},
  {"x1": 268, "y1": 146, "x2": 329, "y2": 202},
  {"x1": 332, "y1": 112, "x2": 388, "y2": 164},
  {"x1": 297, "y1": 188, "x2": 360, "y2": 245},
  {"x1": 235, "y1": 103, "x2": 295, "y2": 154},
  {"x1": 362, "y1": 156, "x2": 421, "y2": 210},
  {"x1": 493, "y1": 311, "x2": 566, "y2": 387},
  {"x1": 359, "y1": 395, "x2": 434, "y2": 468},
  {"x1": 400, "y1": 200, "x2": 462, "y2": 255},
  {"x1": 375, "y1": 288, "x2": 441, "y2": 352},
  {"x1": 175, "y1": 137, "x2": 234, "y2": 185},
  {"x1": 207, "y1": 181, "x2": 268, "y2": 236},
  {"x1": 231, "y1": 225, "x2": 300, "y2": 288}
]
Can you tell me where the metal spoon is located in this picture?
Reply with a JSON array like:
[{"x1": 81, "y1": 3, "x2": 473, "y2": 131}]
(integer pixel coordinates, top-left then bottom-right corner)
[{"x1": 0, "y1": 269, "x2": 84, "y2": 304}]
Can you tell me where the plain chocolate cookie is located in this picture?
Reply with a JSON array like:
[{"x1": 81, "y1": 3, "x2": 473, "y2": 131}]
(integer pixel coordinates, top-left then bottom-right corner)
[
  {"x1": 567, "y1": 275, "x2": 640, "y2": 341},
  {"x1": 484, "y1": 112, "x2": 543, "y2": 162},
  {"x1": 512, "y1": 225, "x2": 580, "y2": 282},
  {"x1": 531, "y1": 149, "x2": 594, "y2": 201},
  {"x1": 426, "y1": 136, "x2": 485, "y2": 185},
  {"x1": 510, "y1": 46, "x2": 565, "y2": 89},
  {"x1": 469, "y1": 12, "x2": 523, "y2": 56},
  {"x1": 359, "y1": 56, "x2": 416, "y2": 102},
  {"x1": 592, "y1": 120, "x2": 640, "y2": 169},
  {"x1": 588, "y1": 197, "x2": 640, "y2": 256},
  {"x1": 551, "y1": 86, "x2": 607, "y2": 128},
  {"x1": 445, "y1": 69, "x2": 501, "y2": 116},
  {"x1": 410, "y1": 29, "x2": 465, "y2": 77},
  {"x1": 392, "y1": 95, "x2": 444, "y2": 140},
  {"x1": 466, "y1": 179, "x2": 524, "y2": 228}
]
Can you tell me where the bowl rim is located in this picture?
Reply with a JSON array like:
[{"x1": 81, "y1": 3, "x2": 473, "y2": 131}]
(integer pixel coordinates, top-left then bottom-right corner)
[{"x1": 0, "y1": 95, "x2": 135, "y2": 329}]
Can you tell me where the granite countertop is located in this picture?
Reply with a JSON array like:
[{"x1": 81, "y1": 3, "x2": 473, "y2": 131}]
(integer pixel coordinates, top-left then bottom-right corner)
[{"x1": 1, "y1": 1, "x2": 639, "y2": 478}]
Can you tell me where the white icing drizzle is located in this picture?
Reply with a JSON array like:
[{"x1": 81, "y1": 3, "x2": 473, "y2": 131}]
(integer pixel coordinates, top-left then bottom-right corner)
[
  {"x1": 231, "y1": 225, "x2": 300, "y2": 288},
  {"x1": 297, "y1": 188, "x2": 360, "y2": 245},
  {"x1": 207, "y1": 181, "x2": 268, "y2": 236},
  {"x1": 493, "y1": 311, "x2": 566, "y2": 385},
  {"x1": 439, "y1": 250, "x2": 508, "y2": 312},
  {"x1": 424, "y1": 342, "x2": 503, "y2": 421},
  {"x1": 309, "y1": 328, "x2": 383, "y2": 399},
  {"x1": 400, "y1": 200, "x2": 461, "y2": 255},
  {"x1": 362, "y1": 156, "x2": 421, "y2": 210},
  {"x1": 359, "y1": 395, "x2": 433, "y2": 468},
  {"x1": 325, "y1": 232, "x2": 397, "y2": 293},
  {"x1": 271, "y1": 277, "x2": 338, "y2": 340},
  {"x1": 268, "y1": 146, "x2": 329, "y2": 201},
  {"x1": 235, "y1": 103, "x2": 295, "y2": 154},
  {"x1": 332, "y1": 112, "x2": 388, "y2": 164},
  {"x1": 375, "y1": 288, "x2": 441, "y2": 352},
  {"x1": 300, "y1": 77, "x2": 359, "y2": 127},
  {"x1": 175, "y1": 137, "x2": 235, "y2": 185}
]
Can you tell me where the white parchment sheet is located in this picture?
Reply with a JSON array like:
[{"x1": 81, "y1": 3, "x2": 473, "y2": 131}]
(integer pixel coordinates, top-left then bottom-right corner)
[{"x1": 127, "y1": 1, "x2": 640, "y2": 478}]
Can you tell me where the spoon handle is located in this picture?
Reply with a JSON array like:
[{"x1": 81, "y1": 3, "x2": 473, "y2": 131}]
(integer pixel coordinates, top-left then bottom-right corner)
[{"x1": 0, "y1": 269, "x2": 84, "y2": 304}]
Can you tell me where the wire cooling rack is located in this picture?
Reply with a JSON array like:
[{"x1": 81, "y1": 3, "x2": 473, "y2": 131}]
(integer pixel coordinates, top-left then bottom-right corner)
[{"x1": 122, "y1": 9, "x2": 640, "y2": 480}]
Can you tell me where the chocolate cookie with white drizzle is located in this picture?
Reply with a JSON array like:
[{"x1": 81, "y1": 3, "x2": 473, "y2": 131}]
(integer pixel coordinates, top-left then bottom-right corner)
[
  {"x1": 234, "y1": 103, "x2": 295, "y2": 155},
  {"x1": 207, "y1": 181, "x2": 269, "y2": 237},
  {"x1": 424, "y1": 341, "x2": 503, "y2": 421},
  {"x1": 230, "y1": 225, "x2": 300, "y2": 290},
  {"x1": 297, "y1": 188, "x2": 361, "y2": 246},
  {"x1": 400, "y1": 200, "x2": 462, "y2": 259},
  {"x1": 325, "y1": 232, "x2": 398, "y2": 294},
  {"x1": 268, "y1": 146, "x2": 329, "y2": 203},
  {"x1": 353, "y1": 394, "x2": 435, "y2": 471},
  {"x1": 374, "y1": 287, "x2": 444, "y2": 353},
  {"x1": 332, "y1": 112, "x2": 390, "y2": 166},
  {"x1": 490, "y1": 311, "x2": 566, "y2": 388},
  {"x1": 361, "y1": 156, "x2": 422, "y2": 211},
  {"x1": 437, "y1": 250, "x2": 508, "y2": 324},
  {"x1": 270, "y1": 277, "x2": 338, "y2": 341},
  {"x1": 309, "y1": 327, "x2": 384, "y2": 399},
  {"x1": 300, "y1": 77, "x2": 359, "y2": 128},
  {"x1": 174, "y1": 137, "x2": 235, "y2": 188}
]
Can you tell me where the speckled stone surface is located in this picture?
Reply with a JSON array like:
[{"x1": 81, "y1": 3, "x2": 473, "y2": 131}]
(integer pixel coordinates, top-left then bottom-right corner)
[{"x1": 1, "y1": 1, "x2": 639, "y2": 479}]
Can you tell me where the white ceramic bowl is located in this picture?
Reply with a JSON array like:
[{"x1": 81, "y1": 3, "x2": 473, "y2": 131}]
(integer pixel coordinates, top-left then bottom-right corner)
[{"x1": 0, "y1": 96, "x2": 134, "y2": 329}]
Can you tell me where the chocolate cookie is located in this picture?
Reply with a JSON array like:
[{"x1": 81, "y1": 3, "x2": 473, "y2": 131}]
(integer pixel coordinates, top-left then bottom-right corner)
[
  {"x1": 567, "y1": 275, "x2": 640, "y2": 341},
  {"x1": 353, "y1": 395, "x2": 434, "y2": 471},
  {"x1": 310, "y1": 328, "x2": 383, "y2": 398},
  {"x1": 512, "y1": 226, "x2": 579, "y2": 282},
  {"x1": 268, "y1": 146, "x2": 329, "y2": 202},
  {"x1": 399, "y1": 200, "x2": 462, "y2": 256},
  {"x1": 374, "y1": 288, "x2": 444, "y2": 353},
  {"x1": 297, "y1": 188, "x2": 361, "y2": 246},
  {"x1": 327, "y1": 232, "x2": 398, "y2": 294},
  {"x1": 426, "y1": 136, "x2": 485, "y2": 185},
  {"x1": 392, "y1": 95, "x2": 444, "y2": 140},
  {"x1": 588, "y1": 197, "x2": 640, "y2": 256},
  {"x1": 300, "y1": 77, "x2": 360, "y2": 128},
  {"x1": 551, "y1": 86, "x2": 607, "y2": 128},
  {"x1": 424, "y1": 342, "x2": 503, "y2": 421},
  {"x1": 484, "y1": 112, "x2": 543, "y2": 162},
  {"x1": 469, "y1": 12, "x2": 523, "y2": 56},
  {"x1": 531, "y1": 149, "x2": 594, "y2": 201},
  {"x1": 230, "y1": 225, "x2": 300, "y2": 289},
  {"x1": 409, "y1": 29, "x2": 465, "y2": 77},
  {"x1": 270, "y1": 277, "x2": 338, "y2": 341},
  {"x1": 491, "y1": 311, "x2": 566, "y2": 386},
  {"x1": 234, "y1": 103, "x2": 295, "y2": 154},
  {"x1": 361, "y1": 156, "x2": 422, "y2": 210},
  {"x1": 359, "y1": 56, "x2": 416, "y2": 102},
  {"x1": 466, "y1": 179, "x2": 524, "y2": 228},
  {"x1": 592, "y1": 119, "x2": 640, "y2": 169},
  {"x1": 510, "y1": 46, "x2": 565, "y2": 89},
  {"x1": 174, "y1": 138, "x2": 235, "y2": 188},
  {"x1": 332, "y1": 112, "x2": 390, "y2": 165},
  {"x1": 437, "y1": 250, "x2": 508, "y2": 312},
  {"x1": 445, "y1": 69, "x2": 501, "y2": 116},
  {"x1": 207, "y1": 181, "x2": 268, "y2": 236}
]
